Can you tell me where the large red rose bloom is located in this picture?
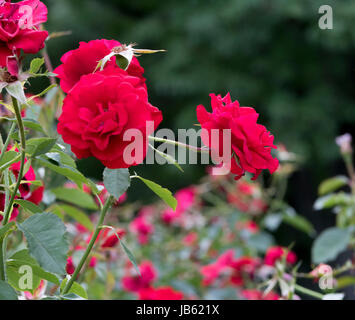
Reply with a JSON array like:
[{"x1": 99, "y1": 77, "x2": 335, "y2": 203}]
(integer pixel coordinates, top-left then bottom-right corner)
[
  {"x1": 54, "y1": 39, "x2": 146, "y2": 93},
  {"x1": 0, "y1": 0, "x2": 48, "y2": 68},
  {"x1": 197, "y1": 93, "x2": 279, "y2": 180},
  {"x1": 57, "y1": 69, "x2": 162, "y2": 169}
]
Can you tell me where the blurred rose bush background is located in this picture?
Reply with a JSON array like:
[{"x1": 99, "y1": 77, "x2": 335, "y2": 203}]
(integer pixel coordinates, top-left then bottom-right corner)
[{"x1": 1, "y1": 0, "x2": 354, "y2": 299}]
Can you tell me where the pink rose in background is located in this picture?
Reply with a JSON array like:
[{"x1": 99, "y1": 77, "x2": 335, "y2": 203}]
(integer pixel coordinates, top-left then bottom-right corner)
[
  {"x1": 162, "y1": 187, "x2": 196, "y2": 225},
  {"x1": 138, "y1": 286, "x2": 183, "y2": 300},
  {"x1": 183, "y1": 232, "x2": 198, "y2": 246},
  {"x1": 200, "y1": 249, "x2": 235, "y2": 286},
  {"x1": 242, "y1": 289, "x2": 279, "y2": 300},
  {"x1": 122, "y1": 261, "x2": 157, "y2": 292},
  {"x1": 130, "y1": 215, "x2": 154, "y2": 245},
  {"x1": 264, "y1": 246, "x2": 297, "y2": 266}
]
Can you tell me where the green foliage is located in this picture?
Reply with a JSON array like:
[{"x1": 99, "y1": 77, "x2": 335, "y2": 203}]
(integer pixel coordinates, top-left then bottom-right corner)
[
  {"x1": 133, "y1": 175, "x2": 177, "y2": 210},
  {"x1": 55, "y1": 204, "x2": 94, "y2": 231},
  {"x1": 318, "y1": 176, "x2": 349, "y2": 196},
  {"x1": 5, "y1": 81, "x2": 26, "y2": 105},
  {"x1": 0, "y1": 222, "x2": 16, "y2": 241},
  {"x1": 50, "y1": 187, "x2": 98, "y2": 210},
  {"x1": 103, "y1": 168, "x2": 131, "y2": 201},
  {"x1": 0, "y1": 151, "x2": 20, "y2": 171},
  {"x1": 29, "y1": 58, "x2": 45, "y2": 74},
  {"x1": 314, "y1": 193, "x2": 352, "y2": 211},
  {"x1": 312, "y1": 227, "x2": 352, "y2": 264},
  {"x1": 0, "y1": 280, "x2": 17, "y2": 300},
  {"x1": 60, "y1": 278, "x2": 88, "y2": 299},
  {"x1": 14, "y1": 199, "x2": 42, "y2": 214},
  {"x1": 282, "y1": 208, "x2": 315, "y2": 236},
  {"x1": 17, "y1": 212, "x2": 69, "y2": 274},
  {"x1": 7, "y1": 249, "x2": 59, "y2": 294},
  {"x1": 27, "y1": 138, "x2": 58, "y2": 157}
]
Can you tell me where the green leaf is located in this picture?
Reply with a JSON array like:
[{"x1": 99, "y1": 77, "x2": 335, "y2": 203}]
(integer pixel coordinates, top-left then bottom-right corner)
[
  {"x1": 60, "y1": 278, "x2": 88, "y2": 299},
  {"x1": 0, "y1": 151, "x2": 20, "y2": 169},
  {"x1": 318, "y1": 176, "x2": 349, "y2": 196},
  {"x1": 27, "y1": 84, "x2": 57, "y2": 103},
  {"x1": 27, "y1": 138, "x2": 57, "y2": 157},
  {"x1": 17, "y1": 212, "x2": 69, "y2": 274},
  {"x1": 282, "y1": 208, "x2": 315, "y2": 236},
  {"x1": 312, "y1": 227, "x2": 351, "y2": 264},
  {"x1": 23, "y1": 118, "x2": 46, "y2": 134},
  {"x1": 314, "y1": 193, "x2": 351, "y2": 211},
  {"x1": 55, "y1": 204, "x2": 94, "y2": 231},
  {"x1": 0, "y1": 280, "x2": 18, "y2": 300},
  {"x1": 45, "y1": 150, "x2": 76, "y2": 169},
  {"x1": 101, "y1": 225, "x2": 140, "y2": 276},
  {"x1": 133, "y1": 175, "x2": 177, "y2": 210},
  {"x1": 336, "y1": 276, "x2": 355, "y2": 289},
  {"x1": 103, "y1": 168, "x2": 131, "y2": 201},
  {"x1": 0, "y1": 222, "x2": 16, "y2": 240},
  {"x1": 14, "y1": 199, "x2": 42, "y2": 214},
  {"x1": 120, "y1": 239, "x2": 140, "y2": 276},
  {"x1": 60, "y1": 293, "x2": 85, "y2": 300},
  {"x1": 7, "y1": 249, "x2": 59, "y2": 293},
  {"x1": 29, "y1": 58, "x2": 45, "y2": 74},
  {"x1": 36, "y1": 158, "x2": 87, "y2": 189},
  {"x1": 51, "y1": 187, "x2": 98, "y2": 210},
  {"x1": 5, "y1": 81, "x2": 27, "y2": 104}
]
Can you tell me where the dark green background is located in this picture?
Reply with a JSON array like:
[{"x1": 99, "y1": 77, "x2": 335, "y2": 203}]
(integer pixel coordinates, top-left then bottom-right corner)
[{"x1": 36, "y1": 0, "x2": 355, "y2": 230}]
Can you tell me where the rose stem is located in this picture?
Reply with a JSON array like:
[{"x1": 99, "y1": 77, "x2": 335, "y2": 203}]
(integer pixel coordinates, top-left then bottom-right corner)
[
  {"x1": 62, "y1": 195, "x2": 115, "y2": 295},
  {"x1": 0, "y1": 97, "x2": 27, "y2": 281}
]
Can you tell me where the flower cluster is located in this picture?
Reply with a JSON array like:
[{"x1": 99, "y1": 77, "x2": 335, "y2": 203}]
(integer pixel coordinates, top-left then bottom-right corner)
[
  {"x1": 56, "y1": 39, "x2": 162, "y2": 169},
  {"x1": 0, "y1": 0, "x2": 48, "y2": 76},
  {"x1": 122, "y1": 261, "x2": 183, "y2": 300}
]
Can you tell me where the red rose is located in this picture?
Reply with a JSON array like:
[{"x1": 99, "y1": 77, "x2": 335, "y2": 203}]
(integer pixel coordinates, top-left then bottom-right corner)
[
  {"x1": 54, "y1": 39, "x2": 145, "y2": 93},
  {"x1": 130, "y1": 215, "x2": 154, "y2": 245},
  {"x1": 242, "y1": 289, "x2": 279, "y2": 300},
  {"x1": 100, "y1": 228, "x2": 125, "y2": 249},
  {"x1": 197, "y1": 93, "x2": 279, "y2": 180},
  {"x1": 66, "y1": 257, "x2": 75, "y2": 275},
  {"x1": 138, "y1": 286, "x2": 183, "y2": 300},
  {"x1": 0, "y1": 0, "x2": 48, "y2": 69},
  {"x1": 122, "y1": 261, "x2": 157, "y2": 292},
  {"x1": 57, "y1": 69, "x2": 162, "y2": 168},
  {"x1": 230, "y1": 256, "x2": 260, "y2": 286},
  {"x1": 264, "y1": 246, "x2": 297, "y2": 266},
  {"x1": 200, "y1": 249, "x2": 235, "y2": 286}
]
